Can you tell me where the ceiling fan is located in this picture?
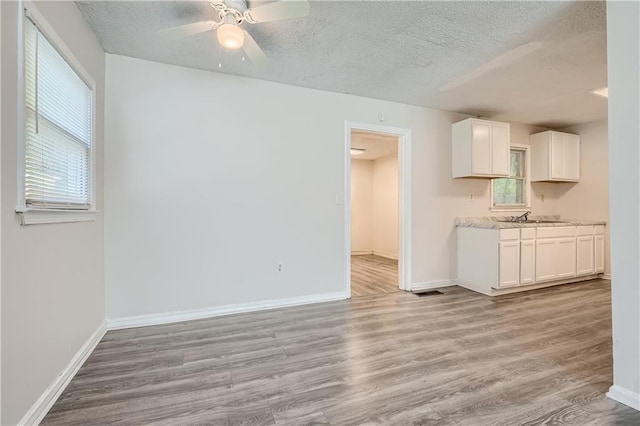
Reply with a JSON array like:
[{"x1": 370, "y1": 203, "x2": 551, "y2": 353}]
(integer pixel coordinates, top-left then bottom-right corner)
[{"x1": 160, "y1": 0, "x2": 310, "y2": 67}]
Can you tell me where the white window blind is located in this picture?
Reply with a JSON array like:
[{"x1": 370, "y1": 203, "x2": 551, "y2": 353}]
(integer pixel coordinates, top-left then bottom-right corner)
[
  {"x1": 24, "y1": 16, "x2": 92, "y2": 209},
  {"x1": 493, "y1": 148, "x2": 527, "y2": 207}
]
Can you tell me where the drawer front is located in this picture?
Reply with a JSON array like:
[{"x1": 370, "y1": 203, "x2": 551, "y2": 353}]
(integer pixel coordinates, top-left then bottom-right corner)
[
  {"x1": 577, "y1": 225, "x2": 595, "y2": 236},
  {"x1": 536, "y1": 226, "x2": 576, "y2": 239},
  {"x1": 499, "y1": 228, "x2": 521, "y2": 241},
  {"x1": 595, "y1": 225, "x2": 605, "y2": 235},
  {"x1": 520, "y1": 228, "x2": 536, "y2": 240}
]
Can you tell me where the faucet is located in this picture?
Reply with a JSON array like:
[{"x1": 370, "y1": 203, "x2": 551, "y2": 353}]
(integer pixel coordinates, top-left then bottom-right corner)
[{"x1": 511, "y1": 211, "x2": 532, "y2": 222}]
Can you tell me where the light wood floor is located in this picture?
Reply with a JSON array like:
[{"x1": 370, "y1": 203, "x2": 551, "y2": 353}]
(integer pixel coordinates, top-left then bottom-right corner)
[
  {"x1": 351, "y1": 254, "x2": 399, "y2": 297},
  {"x1": 43, "y1": 280, "x2": 639, "y2": 425}
]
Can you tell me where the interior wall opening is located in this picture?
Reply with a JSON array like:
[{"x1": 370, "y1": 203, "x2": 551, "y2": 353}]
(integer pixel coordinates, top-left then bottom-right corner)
[{"x1": 349, "y1": 130, "x2": 400, "y2": 297}]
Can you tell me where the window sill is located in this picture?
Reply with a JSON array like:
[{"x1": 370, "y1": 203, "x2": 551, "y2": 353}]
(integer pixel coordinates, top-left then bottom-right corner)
[
  {"x1": 17, "y1": 209, "x2": 98, "y2": 225},
  {"x1": 490, "y1": 206, "x2": 531, "y2": 213}
]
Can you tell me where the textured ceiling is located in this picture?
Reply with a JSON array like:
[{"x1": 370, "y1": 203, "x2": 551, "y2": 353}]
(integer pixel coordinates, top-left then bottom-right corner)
[
  {"x1": 351, "y1": 131, "x2": 398, "y2": 160},
  {"x1": 76, "y1": 1, "x2": 608, "y2": 128}
]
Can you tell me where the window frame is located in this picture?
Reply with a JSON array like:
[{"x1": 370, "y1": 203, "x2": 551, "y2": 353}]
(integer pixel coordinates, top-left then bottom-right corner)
[
  {"x1": 490, "y1": 143, "x2": 531, "y2": 212},
  {"x1": 16, "y1": 2, "x2": 97, "y2": 225}
]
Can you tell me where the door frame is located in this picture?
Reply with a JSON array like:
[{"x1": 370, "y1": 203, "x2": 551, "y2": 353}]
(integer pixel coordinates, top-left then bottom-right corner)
[{"x1": 344, "y1": 121, "x2": 412, "y2": 296}]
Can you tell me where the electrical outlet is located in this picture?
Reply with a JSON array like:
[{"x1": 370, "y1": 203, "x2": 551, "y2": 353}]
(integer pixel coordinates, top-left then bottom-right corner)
[
  {"x1": 277, "y1": 263, "x2": 283, "y2": 272},
  {"x1": 469, "y1": 193, "x2": 474, "y2": 200}
]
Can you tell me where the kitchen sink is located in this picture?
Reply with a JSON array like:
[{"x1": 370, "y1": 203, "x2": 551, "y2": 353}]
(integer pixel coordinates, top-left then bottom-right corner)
[{"x1": 496, "y1": 219, "x2": 570, "y2": 224}]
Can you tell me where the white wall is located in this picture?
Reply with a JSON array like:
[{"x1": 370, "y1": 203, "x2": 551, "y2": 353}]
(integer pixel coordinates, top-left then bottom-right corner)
[
  {"x1": 372, "y1": 153, "x2": 399, "y2": 259},
  {"x1": 351, "y1": 153, "x2": 399, "y2": 259},
  {"x1": 606, "y1": 1, "x2": 640, "y2": 408},
  {"x1": 0, "y1": 2, "x2": 3, "y2": 421},
  {"x1": 1, "y1": 2, "x2": 105, "y2": 424},
  {"x1": 104, "y1": 54, "x2": 566, "y2": 320},
  {"x1": 557, "y1": 120, "x2": 611, "y2": 275},
  {"x1": 350, "y1": 159, "x2": 373, "y2": 254}
]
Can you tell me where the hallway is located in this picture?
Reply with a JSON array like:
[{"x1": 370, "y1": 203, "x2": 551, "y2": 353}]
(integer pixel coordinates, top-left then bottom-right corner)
[{"x1": 350, "y1": 254, "x2": 399, "y2": 297}]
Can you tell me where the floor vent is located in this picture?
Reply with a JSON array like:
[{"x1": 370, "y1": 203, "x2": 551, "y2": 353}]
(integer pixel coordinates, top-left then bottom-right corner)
[{"x1": 414, "y1": 290, "x2": 444, "y2": 297}]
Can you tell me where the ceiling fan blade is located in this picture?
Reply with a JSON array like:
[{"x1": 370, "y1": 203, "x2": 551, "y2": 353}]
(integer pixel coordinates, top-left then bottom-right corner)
[
  {"x1": 159, "y1": 20, "x2": 218, "y2": 39},
  {"x1": 246, "y1": 0, "x2": 310, "y2": 23},
  {"x1": 242, "y1": 30, "x2": 268, "y2": 68}
]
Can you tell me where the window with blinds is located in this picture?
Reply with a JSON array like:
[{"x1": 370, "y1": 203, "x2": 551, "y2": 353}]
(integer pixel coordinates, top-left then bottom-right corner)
[
  {"x1": 492, "y1": 147, "x2": 528, "y2": 207},
  {"x1": 24, "y1": 16, "x2": 93, "y2": 210}
]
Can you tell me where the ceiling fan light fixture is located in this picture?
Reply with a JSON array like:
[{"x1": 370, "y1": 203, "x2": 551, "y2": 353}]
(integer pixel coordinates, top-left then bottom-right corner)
[{"x1": 217, "y1": 23, "x2": 244, "y2": 49}]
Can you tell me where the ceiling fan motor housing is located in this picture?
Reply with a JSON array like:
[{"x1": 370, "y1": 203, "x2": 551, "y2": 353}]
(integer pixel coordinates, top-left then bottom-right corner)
[
  {"x1": 211, "y1": 0, "x2": 248, "y2": 14},
  {"x1": 212, "y1": 0, "x2": 252, "y2": 25}
]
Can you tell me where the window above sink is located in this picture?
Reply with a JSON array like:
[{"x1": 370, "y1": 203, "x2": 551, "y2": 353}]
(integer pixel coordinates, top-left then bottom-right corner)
[{"x1": 491, "y1": 143, "x2": 531, "y2": 211}]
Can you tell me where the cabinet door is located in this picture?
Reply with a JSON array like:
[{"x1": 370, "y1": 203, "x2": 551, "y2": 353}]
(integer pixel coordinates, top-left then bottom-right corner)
[
  {"x1": 550, "y1": 133, "x2": 566, "y2": 179},
  {"x1": 471, "y1": 122, "x2": 492, "y2": 175},
  {"x1": 556, "y1": 237, "x2": 577, "y2": 279},
  {"x1": 491, "y1": 124, "x2": 510, "y2": 176},
  {"x1": 520, "y1": 239, "x2": 536, "y2": 285},
  {"x1": 576, "y1": 235, "x2": 595, "y2": 276},
  {"x1": 536, "y1": 239, "x2": 557, "y2": 282},
  {"x1": 564, "y1": 134, "x2": 580, "y2": 180},
  {"x1": 595, "y1": 234, "x2": 605, "y2": 273},
  {"x1": 499, "y1": 241, "x2": 520, "y2": 287}
]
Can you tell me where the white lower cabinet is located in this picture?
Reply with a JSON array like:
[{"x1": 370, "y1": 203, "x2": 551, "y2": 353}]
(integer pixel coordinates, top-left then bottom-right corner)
[
  {"x1": 535, "y1": 237, "x2": 577, "y2": 281},
  {"x1": 577, "y1": 235, "x2": 595, "y2": 275},
  {"x1": 499, "y1": 241, "x2": 520, "y2": 287},
  {"x1": 556, "y1": 238, "x2": 577, "y2": 279},
  {"x1": 535, "y1": 227, "x2": 577, "y2": 282},
  {"x1": 595, "y1": 234, "x2": 605, "y2": 273},
  {"x1": 535, "y1": 239, "x2": 557, "y2": 282},
  {"x1": 520, "y1": 239, "x2": 536, "y2": 285},
  {"x1": 457, "y1": 223, "x2": 605, "y2": 295}
]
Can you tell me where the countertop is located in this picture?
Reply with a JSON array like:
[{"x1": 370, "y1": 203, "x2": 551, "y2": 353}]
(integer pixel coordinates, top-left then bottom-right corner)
[{"x1": 455, "y1": 215, "x2": 607, "y2": 229}]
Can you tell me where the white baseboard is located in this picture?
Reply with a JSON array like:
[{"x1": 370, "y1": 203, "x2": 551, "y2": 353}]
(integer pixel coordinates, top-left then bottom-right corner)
[
  {"x1": 18, "y1": 320, "x2": 107, "y2": 426},
  {"x1": 607, "y1": 385, "x2": 640, "y2": 411},
  {"x1": 373, "y1": 251, "x2": 398, "y2": 260},
  {"x1": 458, "y1": 274, "x2": 603, "y2": 297},
  {"x1": 349, "y1": 251, "x2": 398, "y2": 260},
  {"x1": 412, "y1": 279, "x2": 457, "y2": 292},
  {"x1": 108, "y1": 291, "x2": 349, "y2": 330},
  {"x1": 351, "y1": 250, "x2": 373, "y2": 256},
  {"x1": 456, "y1": 279, "x2": 493, "y2": 296}
]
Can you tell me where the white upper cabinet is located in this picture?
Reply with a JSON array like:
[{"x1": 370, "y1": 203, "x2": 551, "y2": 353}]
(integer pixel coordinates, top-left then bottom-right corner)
[
  {"x1": 530, "y1": 131, "x2": 580, "y2": 182},
  {"x1": 452, "y1": 118, "x2": 510, "y2": 178}
]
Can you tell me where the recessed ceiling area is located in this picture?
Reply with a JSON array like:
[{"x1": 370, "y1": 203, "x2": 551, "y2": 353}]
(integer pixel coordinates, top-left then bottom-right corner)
[
  {"x1": 351, "y1": 131, "x2": 398, "y2": 161},
  {"x1": 75, "y1": 1, "x2": 607, "y2": 128}
]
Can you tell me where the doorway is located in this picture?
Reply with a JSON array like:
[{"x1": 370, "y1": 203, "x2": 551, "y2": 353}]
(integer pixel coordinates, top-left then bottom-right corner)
[{"x1": 344, "y1": 122, "x2": 412, "y2": 297}]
